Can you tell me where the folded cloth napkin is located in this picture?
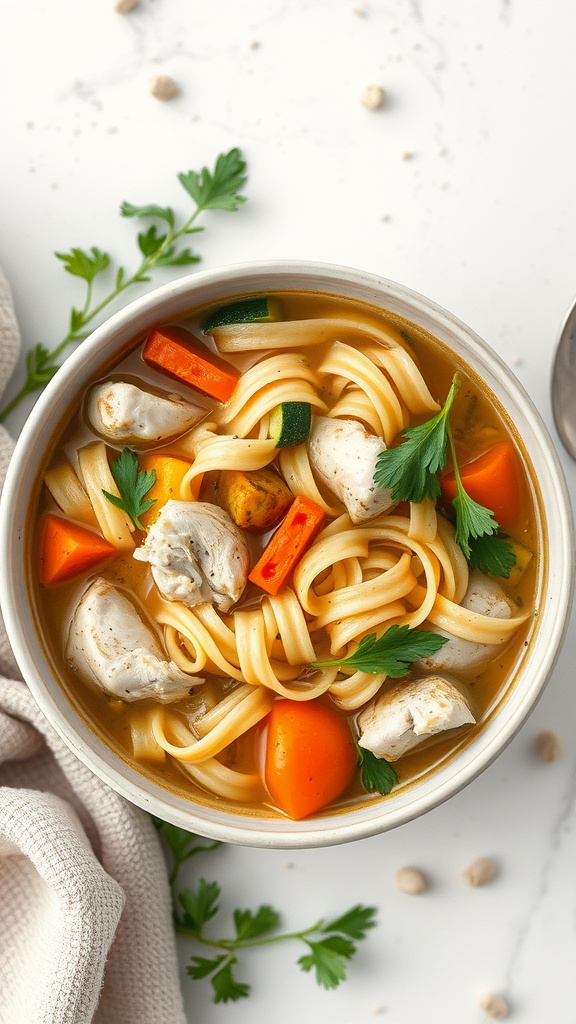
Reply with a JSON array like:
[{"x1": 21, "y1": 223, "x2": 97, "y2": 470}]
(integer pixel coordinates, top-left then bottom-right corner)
[{"x1": 0, "y1": 268, "x2": 187, "y2": 1024}]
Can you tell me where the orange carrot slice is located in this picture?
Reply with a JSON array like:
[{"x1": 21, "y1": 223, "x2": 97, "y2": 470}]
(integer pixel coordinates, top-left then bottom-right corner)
[
  {"x1": 440, "y1": 441, "x2": 521, "y2": 526},
  {"x1": 138, "y1": 453, "x2": 192, "y2": 527},
  {"x1": 248, "y1": 495, "x2": 325, "y2": 596},
  {"x1": 264, "y1": 699, "x2": 357, "y2": 819},
  {"x1": 40, "y1": 514, "x2": 116, "y2": 586},
  {"x1": 143, "y1": 325, "x2": 240, "y2": 402}
]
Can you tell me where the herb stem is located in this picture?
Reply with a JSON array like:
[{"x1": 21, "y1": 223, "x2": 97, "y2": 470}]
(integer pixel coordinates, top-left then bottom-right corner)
[{"x1": 175, "y1": 920, "x2": 324, "y2": 952}]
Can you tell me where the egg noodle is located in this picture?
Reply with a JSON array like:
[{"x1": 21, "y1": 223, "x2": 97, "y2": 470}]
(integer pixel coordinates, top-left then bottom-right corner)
[{"x1": 44, "y1": 316, "x2": 530, "y2": 802}]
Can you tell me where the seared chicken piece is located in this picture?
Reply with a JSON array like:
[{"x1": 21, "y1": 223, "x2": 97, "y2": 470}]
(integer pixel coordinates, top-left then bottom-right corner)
[
  {"x1": 66, "y1": 577, "x2": 200, "y2": 701},
  {"x1": 134, "y1": 500, "x2": 250, "y2": 612},
  {"x1": 307, "y1": 416, "x2": 394, "y2": 523},
  {"x1": 86, "y1": 380, "x2": 204, "y2": 446},
  {"x1": 418, "y1": 570, "x2": 514, "y2": 678},
  {"x1": 357, "y1": 673, "x2": 475, "y2": 761}
]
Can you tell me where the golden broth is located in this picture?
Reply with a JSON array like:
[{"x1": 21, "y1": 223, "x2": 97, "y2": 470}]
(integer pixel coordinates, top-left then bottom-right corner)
[{"x1": 32, "y1": 290, "x2": 540, "y2": 819}]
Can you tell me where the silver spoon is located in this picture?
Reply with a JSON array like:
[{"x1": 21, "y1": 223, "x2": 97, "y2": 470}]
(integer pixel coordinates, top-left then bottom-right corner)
[{"x1": 552, "y1": 297, "x2": 576, "y2": 459}]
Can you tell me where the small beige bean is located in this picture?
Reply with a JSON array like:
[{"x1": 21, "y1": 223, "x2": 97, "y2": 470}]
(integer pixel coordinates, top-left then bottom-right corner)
[
  {"x1": 148, "y1": 74, "x2": 179, "y2": 101},
  {"x1": 534, "y1": 729, "x2": 562, "y2": 762},
  {"x1": 114, "y1": 0, "x2": 139, "y2": 12},
  {"x1": 394, "y1": 866, "x2": 427, "y2": 894},
  {"x1": 479, "y1": 991, "x2": 509, "y2": 1019},
  {"x1": 361, "y1": 84, "x2": 386, "y2": 110},
  {"x1": 462, "y1": 857, "x2": 498, "y2": 888}
]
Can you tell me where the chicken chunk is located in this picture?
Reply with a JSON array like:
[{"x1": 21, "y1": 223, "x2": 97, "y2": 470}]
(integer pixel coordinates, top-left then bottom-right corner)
[
  {"x1": 134, "y1": 500, "x2": 250, "y2": 612},
  {"x1": 357, "y1": 673, "x2": 475, "y2": 761},
  {"x1": 65, "y1": 577, "x2": 201, "y2": 701},
  {"x1": 417, "y1": 570, "x2": 515, "y2": 678},
  {"x1": 86, "y1": 379, "x2": 204, "y2": 446},
  {"x1": 307, "y1": 416, "x2": 394, "y2": 523}
]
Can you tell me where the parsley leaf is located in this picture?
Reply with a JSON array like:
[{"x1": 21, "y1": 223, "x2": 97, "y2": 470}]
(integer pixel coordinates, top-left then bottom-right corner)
[
  {"x1": 186, "y1": 954, "x2": 228, "y2": 980},
  {"x1": 357, "y1": 746, "x2": 399, "y2": 795},
  {"x1": 373, "y1": 373, "x2": 460, "y2": 502},
  {"x1": 322, "y1": 904, "x2": 378, "y2": 941},
  {"x1": 102, "y1": 447, "x2": 156, "y2": 530},
  {"x1": 234, "y1": 905, "x2": 280, "y2": 941},
  {"x1": 153, "y1": 818, "x2": 220, "y2": 886},
  {"x1": 178, "y1": 147, "x2": 247, "y2": 212},
  {"x1": 55, "y1": 246, "x2": 111, "y2": 283},
  {"x1": 467, "y1": 531, "x2": 516, "y2": 578},
  {"x1": 210, "y1": 958, "x2": 250, "y2": 1003},
  {"x1": 447, "y1": 427, "x2": 517, "y2": 578},
  {"x1": 312, "y1": 624, "x2": 448, "y2": 676},
  {"x1": 120, "y1": 201, "x2": 176, "y2": 230},
  {"x1": 178, "y1": 879, "x2": 221, "y2": 933},
  {"x1": 298, "y1": 936, "x2": 352, "y2": 989}
]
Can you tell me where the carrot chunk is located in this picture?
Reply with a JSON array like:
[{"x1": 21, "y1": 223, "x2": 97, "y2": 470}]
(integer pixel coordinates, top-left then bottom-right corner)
[
  {"x1": 248, "y1": 495, "x2": 324, "y2": 596},
  {"x1": 440, "y1": 441, "x2": 521, "y2": 526},
  {"x1": 264, "y1": 699, "x2": 357, "y2": 819},
  {"x1": 40, "y1": 514, "x2": 116, "y2": 586},
  {"x1": 143, "y1": 325, "x2": 240, "y2": 402},
  {"x1": 138, "y1": 453, "x2": 192, "y2": 527}
]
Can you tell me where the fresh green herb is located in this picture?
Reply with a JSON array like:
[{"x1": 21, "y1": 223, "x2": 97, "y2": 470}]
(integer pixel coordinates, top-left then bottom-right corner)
[
  {"x1": 312, "y1": 624, "x2": 448, "y2": 676},
  {"x1": 467, "y1": 532, "x2": 516, "y2": 577},
  {"x1": 373, "y1": 374, "x2": 460, "y2": 503},
  {"x1": 447, "y1": 429, "x2": 516, "y2": 577},
  {"x1": 0, "y1": 148, "x2": 248, "y2": 422},
  {"x1": 373, "y1": 371, "x2": 516, "y2": 578},
  {"x1": 357, "y1": 745, "x2": 399, "y2": 796},
  {"x1": 155, "y1": 819, "x2": 377, "y2": 1004},
  {"x1": 102, "y1": 447, "x2": 156, "y2": 530},
  {"x1": 178, "y1": 880, "x2": 376, "y2": 1002},
  {"x1": 153, "y1": 817, "x2": 221, "y2": 885}
]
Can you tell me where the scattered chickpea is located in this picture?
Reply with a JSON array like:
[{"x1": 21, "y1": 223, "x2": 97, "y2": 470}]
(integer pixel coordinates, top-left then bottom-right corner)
[
  {"x1": 394, "y1": 866, "x2": 427, "y2": 894},
  {"x1": 479, "y1": 992, "x2": 510, "y2": 1019},
  {"x1": 534, "y1": 729, "x2": 562, "y2": 762},
  {"x1": 148, "y1": 74, "x2": 179, "y2": 101},
  {"x1": 462, "y1": 857, "x2": 498, "y2": 888},
  {"x1": 361, "y1": 84, "x2": 386, "y2": 110},
  {"x1": 114, "y1": 0, "x2": 139, "y2": 12}
]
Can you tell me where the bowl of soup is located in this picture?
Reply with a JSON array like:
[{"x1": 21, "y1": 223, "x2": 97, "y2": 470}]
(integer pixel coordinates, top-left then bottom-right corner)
[{"x1": 0, "y1": 261, "x2": 573, "y2": 847}]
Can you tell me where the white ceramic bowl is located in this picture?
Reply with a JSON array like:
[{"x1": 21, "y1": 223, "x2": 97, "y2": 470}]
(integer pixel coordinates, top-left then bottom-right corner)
[{"x1": 1, "y1": 260, "x2": 573, "y2": 848}]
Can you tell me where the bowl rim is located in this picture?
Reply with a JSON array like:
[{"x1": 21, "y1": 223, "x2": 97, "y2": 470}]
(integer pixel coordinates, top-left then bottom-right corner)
[{"x1": 1, "y1": 259, "x2": 573, "y2": 848}]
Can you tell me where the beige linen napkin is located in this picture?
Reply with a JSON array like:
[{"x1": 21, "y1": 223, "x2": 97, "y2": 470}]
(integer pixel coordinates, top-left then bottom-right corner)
[{"x1": 0, "y1": 268, "x2": 187, "y2": 1024}]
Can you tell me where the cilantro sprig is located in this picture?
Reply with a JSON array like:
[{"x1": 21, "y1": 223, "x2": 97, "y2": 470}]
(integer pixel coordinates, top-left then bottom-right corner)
[
  {"x1": 0, "y1": 148, "x2": 248, "y2": 422},
  {"x1": 102, "y1": 447, "x2": 156, "y2": 530},
  {"x1": 154, "y1": 819, "x2": 377, "y2": 1004},
  {"x1": 373, "y1": 373, "x2": 517, "y2": 578},
  {"x1": 312, "y1": 624, "x2": 448, "y2": 676}
]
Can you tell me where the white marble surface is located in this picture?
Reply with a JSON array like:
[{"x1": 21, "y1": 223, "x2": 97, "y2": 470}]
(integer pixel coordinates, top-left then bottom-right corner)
[{"x1": 2, "y1": 1, "x2": 576, "y2": 1021}]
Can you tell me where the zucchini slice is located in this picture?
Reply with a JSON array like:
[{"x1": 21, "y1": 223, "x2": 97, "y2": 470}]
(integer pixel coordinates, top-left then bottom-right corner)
[
  {"x1": 201, "y1": 296, "x2": 278, "y2": 332},
  {"x1": 269, "y1": 402, "x2": 312, "y2": 447}
]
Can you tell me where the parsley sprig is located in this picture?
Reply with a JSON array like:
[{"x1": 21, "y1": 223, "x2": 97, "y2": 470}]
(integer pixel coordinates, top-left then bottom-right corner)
[
  {"x1": 0, "y1": 148, "x2": 247, "y2": 422},
  {"x1": 373, "y1": 373, "x2": 516, "y2": 578},
  {"x1": 312, "y1": 624, "x2": 448, "y2": 676},
  {"x1": 311, "y1": 625, "x2": 446, "y2": 799},
  {"x1": 446, "y1": 428, "x2": 516, "y2": 577},
  {"x1": 103, "y1": 447, "x2": 156, "y2": 530},
  {"x1": 373, "y1": 374, "x2": 460, "y2": 503},
  {"x1": 154, "y1": 819, "x2": 377, "y2": 1004}
]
